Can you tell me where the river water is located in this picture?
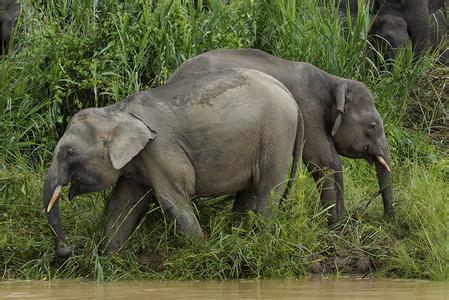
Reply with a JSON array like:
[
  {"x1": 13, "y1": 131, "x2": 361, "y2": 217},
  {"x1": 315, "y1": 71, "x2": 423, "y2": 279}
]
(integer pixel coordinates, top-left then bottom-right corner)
[{"x1": 0, "y1": 278, "x2": 448, "y2": 299}]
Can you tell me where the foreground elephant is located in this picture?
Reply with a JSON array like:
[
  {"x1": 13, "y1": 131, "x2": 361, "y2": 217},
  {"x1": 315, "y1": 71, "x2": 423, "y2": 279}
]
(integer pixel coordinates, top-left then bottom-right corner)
[
  {"x1": 168, "y1": 48, "x2": 394, "y2": 225},
  {"x1": 43, "y1": 68, "x2": 304, "y2": 257},
  {"x1": 0, "y1": 0, "x2": 20, "y2": 53}
]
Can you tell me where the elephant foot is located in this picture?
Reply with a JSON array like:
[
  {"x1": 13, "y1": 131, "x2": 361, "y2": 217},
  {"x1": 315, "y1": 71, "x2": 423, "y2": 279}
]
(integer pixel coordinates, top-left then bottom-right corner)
[
  {"x1": 384, "y1": 207, "x2": 395, "y2": 218},
  {"x1": 326, "y1": 205, "x2": 340, "y2": 227},
  {"x1": 55, "y1": 240, "x2": 72, "y2": 258}
]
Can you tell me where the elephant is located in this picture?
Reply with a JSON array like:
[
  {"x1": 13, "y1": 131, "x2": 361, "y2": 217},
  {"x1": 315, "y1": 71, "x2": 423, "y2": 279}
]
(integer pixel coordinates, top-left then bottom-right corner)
[
  {"x1": 0, "y1": 0, "x2": 20, "y2": 53},
  {"x1": 429, "y1": 7, "x2": 447, "y2": 45},
  {"x1": 370, "y1": 12, "x2": 410, "y2": 62},
  {"x1": 429, "y1": 6, "x2": 448, "y2": 63},
  {"x1": 373, "y1": 0, "x2": 431, "y2": 57},
  {"x1": 337, "y1": 0, "x2": 431, "y2": 59},
  {"x1": 338, "y1": 0, "x2": 360, "y2": 14},
  {"x1": 428, "y1": 0, "x2": 445, "y2": 14},
  {"x1": 370, "y1": 0, "x2": 448, "y2": 62},
  {"x1": 167, "y1": 48, "x2": 394, "y2": 226},
  {"x1": 43, "y1": 68, "x2": 304, "y2": 258}
]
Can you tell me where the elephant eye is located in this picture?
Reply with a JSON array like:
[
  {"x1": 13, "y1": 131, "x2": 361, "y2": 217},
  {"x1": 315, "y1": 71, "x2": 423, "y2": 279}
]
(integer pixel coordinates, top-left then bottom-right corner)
[
  {"x1": 368, "y1": 122, "x2": 377, "y2": 130},
  {"x1": 66, "y1": 147, "x2": 80, "y2": 164}
]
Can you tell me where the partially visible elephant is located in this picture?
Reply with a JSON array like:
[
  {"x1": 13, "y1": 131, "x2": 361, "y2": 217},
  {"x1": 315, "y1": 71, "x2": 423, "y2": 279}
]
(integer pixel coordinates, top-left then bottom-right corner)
[
  {"x1": 43, "y1": 68, "x2": 304, "y2": 257},
  {"x1": 428, "y1": 0, "x2": 444, "y2": 14},
  {"x1": 429, "y1": 6, "x2": 448, "y2": 63},
  {"x1": 373, "y1": 0, "x2": 431, "y2": 57},
  {"x1": 338, "y1": 0, "x2": 360, "y2": 16},
  {"x1": 370, "y1": 12, "x2": 409, "y2": 62},
  {"x1": 429, "y1": 7, "x2": 447, "y2": 46},
  {"x1": 337, "y1": 0, "x2": 376, "y2": 16},
  {"x1": 337, "y1": 0, "x2": 431, "y2": 59},
  {"x1": 168, "y1": 48, "x2": 394, "y2": 226},
  {"x1": 0, "y1": 0, "x2": 20, "y2": 53}
]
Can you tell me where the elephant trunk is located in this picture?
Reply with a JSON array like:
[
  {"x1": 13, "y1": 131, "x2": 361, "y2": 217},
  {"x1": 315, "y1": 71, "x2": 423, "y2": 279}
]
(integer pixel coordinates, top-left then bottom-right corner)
[
  {"x1": 374, "y1": 147, "x2": 394, "y2": 216},
  {"x1": 43, "y1": 164, "x2": 72, "y2": 258}
]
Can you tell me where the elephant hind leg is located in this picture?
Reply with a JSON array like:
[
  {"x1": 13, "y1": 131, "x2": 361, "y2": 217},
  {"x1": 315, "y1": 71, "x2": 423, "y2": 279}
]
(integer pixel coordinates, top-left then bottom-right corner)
[
  {"x1": 251, "y1": 143, "x2": 293, "y2": 217},
  {"x1": 231, "y1": 190, "x2": 257, "y2": 224},
  {"x1": 232, "y1": 190, "x2": 256, "y2": 214}
]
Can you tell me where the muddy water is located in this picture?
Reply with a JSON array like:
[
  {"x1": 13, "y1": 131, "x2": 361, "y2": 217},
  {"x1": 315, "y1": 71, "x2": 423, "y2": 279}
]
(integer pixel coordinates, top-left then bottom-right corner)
[{"x1": 0, "y1": 279, "x2": 448, "y2": 299}]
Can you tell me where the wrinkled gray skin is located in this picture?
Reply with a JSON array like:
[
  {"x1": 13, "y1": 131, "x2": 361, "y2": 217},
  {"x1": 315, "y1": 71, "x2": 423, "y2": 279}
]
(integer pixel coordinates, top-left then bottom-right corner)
[
  {"x1": 0, "y1": 0, "x2": 20, "y2": 53},
  {"x1": 371, "y1": 13, "x2": 409, "y2": 62},
  {"x1": 338, "y1": 0, "x2": 431, "y2": 58},
  {"x1": 430, "y1": 7, "x2": 447, "y2": 44},
  {"x1": 168, "y1": 48, "x2": 394, "y2": 226},
  {"x1": 429, "y1": 4, "x2": 448, "y2": 61},
  {"x1": 43, "y1": 68, "x2": 304, "y2": 257},
  {"x1": 428, "y1": 0, "x2": 444, "y2": 14}
]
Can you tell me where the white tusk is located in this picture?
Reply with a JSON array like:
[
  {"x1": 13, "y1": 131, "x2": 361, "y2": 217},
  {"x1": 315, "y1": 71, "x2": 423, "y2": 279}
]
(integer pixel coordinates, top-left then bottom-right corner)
[
  {"x1": 47, "y1": 185, "x2": 62, "y2": 212},
  {"x1": 376, "y1": 156, "x2": 391, "y2": 172}
]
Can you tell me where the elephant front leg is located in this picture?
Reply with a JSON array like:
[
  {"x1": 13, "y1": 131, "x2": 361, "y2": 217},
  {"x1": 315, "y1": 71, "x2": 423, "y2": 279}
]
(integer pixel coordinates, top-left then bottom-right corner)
[
  {"x1": 156, "y1": 189, "x2": 204, "y2": 241},
  {"x1": 312, "y1": 167, "x2": 344, "y2": 225},
  {"x1": 305, "y1": 145, "x2": 344, "y2": 226},
  {"x1": 104, "y1": 176, "x2": 152, "y2": 255}
]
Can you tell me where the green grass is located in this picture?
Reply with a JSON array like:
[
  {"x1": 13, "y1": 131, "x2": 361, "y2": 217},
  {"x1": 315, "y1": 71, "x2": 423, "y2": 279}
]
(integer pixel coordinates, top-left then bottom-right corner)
[{"x1": 0, "y1": 0, "x2": 448, "y2": 281}]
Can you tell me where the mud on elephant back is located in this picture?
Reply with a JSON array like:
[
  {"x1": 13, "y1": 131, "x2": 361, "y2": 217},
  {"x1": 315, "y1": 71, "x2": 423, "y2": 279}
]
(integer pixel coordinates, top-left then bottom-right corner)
[
  {"x1": 43, "y1": 68, "x2": 304, "y2": 258},
  {"x1": 168, "y1": 48, "x2": 395, "y2": 226}
]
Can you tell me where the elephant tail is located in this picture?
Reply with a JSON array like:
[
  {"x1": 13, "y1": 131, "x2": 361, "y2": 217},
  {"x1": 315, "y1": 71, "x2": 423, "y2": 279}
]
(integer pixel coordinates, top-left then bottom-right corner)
[{"x1": 280, "y1": 105, "x2": 304, "y2": 204}]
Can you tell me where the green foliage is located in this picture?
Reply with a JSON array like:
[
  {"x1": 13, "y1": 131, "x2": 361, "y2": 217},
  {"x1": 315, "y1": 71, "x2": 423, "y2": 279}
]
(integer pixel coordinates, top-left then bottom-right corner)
[{"x1": 0, "y1": 0, "x2": 448, "y2": 281}]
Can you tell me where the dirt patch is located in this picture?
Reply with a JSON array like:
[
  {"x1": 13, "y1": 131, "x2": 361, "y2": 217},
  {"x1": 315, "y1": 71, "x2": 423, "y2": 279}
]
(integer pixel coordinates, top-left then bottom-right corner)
[
  {"x1": 309, "y1": 251, "x2": 372, "y2": 276},
  {"x1": 137, "y1": 250, "x2": 166, "y2": 272}
]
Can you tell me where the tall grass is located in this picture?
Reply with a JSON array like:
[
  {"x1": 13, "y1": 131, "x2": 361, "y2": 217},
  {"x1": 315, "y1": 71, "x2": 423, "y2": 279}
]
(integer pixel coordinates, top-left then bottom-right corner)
[{"x1": 0, "y1": 0, "x2": 448, "y2": 281}]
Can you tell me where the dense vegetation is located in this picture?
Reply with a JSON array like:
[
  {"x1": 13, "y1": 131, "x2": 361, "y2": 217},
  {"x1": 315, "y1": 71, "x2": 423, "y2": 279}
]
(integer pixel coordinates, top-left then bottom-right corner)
[{"x1": 1, "y1": 0, "x2": 448, "y2": 281}]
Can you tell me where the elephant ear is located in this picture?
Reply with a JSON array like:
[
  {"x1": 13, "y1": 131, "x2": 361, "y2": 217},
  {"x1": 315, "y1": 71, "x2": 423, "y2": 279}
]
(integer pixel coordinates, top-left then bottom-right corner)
[
  {"x1": 108, "y1": 112, "x2": 157, "y2": 170},
  {"x1": 331, "y1": 83, "x2": 348, "y2": 136}
]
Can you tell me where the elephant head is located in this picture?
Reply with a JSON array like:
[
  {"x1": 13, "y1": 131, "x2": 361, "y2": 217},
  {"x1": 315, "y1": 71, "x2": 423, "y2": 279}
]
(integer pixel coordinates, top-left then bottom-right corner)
[
  {"x1": 43, "y1": 108, "x2": 156, "y2": 257},
  {"x1": 330, "y1": 80, "x2": 394, "y2": 215},
  {"x1": 371, "y1": 13, "x2": 410, "y2": 62},
  {"x1": 373, "y1": 0, "x2": 430, "y2": 57}
]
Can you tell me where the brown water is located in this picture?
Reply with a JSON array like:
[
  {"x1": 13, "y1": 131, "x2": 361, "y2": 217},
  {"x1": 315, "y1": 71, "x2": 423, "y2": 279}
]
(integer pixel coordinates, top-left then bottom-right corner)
[{"x1": 0, "y1": 278, "x2": 448, "y2": 299}]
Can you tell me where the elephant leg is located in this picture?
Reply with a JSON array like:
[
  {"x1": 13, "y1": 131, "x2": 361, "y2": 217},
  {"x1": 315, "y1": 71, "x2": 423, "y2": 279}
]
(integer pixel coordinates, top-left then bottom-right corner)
[
  {"x1": 252, "y1": 144, "x2": 294, "y2": 218},
  {"x1": 232, "y1": 190, "x2": 256, "y2": 215},
  {"x1": 104, "y1": 176, "x2": 152, "y2": 255},
  {"x1": 404, "y1": 2, "x2": 431, "y2": 57},
  {"x1": 150, "y1": 160, "x2": 204, "y2": 241},
  {"x1": 155, "y1": 189, "x2": 204, "y2": 241},
  {"x1": 331, "y1": 149, "x2": 345, "y2": 219},
  {"x1": 304, "y1": 142, "x2": 344, "y2": 225}
]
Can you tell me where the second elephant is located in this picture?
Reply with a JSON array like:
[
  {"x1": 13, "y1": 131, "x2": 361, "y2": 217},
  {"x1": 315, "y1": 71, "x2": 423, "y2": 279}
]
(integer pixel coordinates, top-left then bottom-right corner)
[
  {"x1": 339, "y1": 0, "x2": 431, "y2": 59},
  {"x1": 168, "y1": 48, "x2": 394, "y2": 225}
]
